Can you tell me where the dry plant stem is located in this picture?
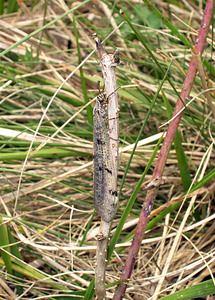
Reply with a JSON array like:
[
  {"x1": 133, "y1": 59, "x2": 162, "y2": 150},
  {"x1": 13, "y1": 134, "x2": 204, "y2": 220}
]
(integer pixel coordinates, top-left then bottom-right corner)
[
  {"x1": 94, "y1": 37, "x2": 119, "y2": 299},
  {"x1": 96, "y1": 220, "x2": 111, "y2": 300},
  {"x1": 113, "y1": 1, "x2": 214, "y2": 299}
]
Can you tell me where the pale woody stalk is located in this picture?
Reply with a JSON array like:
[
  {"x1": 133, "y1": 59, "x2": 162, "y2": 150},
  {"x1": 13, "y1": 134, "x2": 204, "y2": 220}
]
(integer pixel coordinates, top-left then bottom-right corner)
[{"x1": 93, "y1": 36, "x2": 120, "y2": 299}]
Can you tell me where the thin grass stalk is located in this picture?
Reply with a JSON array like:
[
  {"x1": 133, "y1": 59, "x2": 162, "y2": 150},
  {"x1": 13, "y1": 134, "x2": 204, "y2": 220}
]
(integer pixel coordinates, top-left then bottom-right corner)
[
  {"x1": 73, "y1": 16, "x2": 92, "y2": 125},
  {"x1": 118, "y1": 62, "x2": 172, "y2": 199},
  {"x1": 113, "y1": 1, "x2": 214, "y2": 299},
  {"x1": 0, "y1": 0, "x2": 91, "y2": 57},
  {"x1": 0, "y1": 0, "x2": 4, "y2": 14}
]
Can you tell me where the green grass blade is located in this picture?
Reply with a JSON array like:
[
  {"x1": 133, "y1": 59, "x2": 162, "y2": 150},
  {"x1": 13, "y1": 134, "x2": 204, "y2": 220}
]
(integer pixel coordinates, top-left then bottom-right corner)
[
  {"x1": 204, "y1": 58, "x2": 215, "y2": 77},
  {"x1": 73, "y1": 16, "x2": 93, "y2": 125},
  {"x1": 191, "y1": 167, "x2": 215, "y2": 192},
  {"x1": 0, "y1": 255, "x2": 69, "y2": 291},
  {"x1": 79, "y1": 212, "x2": 96, "y2": 246},
  {"x1": 0, "y1": 0, "x2": 4, "y2": 14},
  {"x1": 144, "y1": 0, "x2": 192, "y2": 48},
  {"x1": 144, "y1": 0, "x2": 214, "y2": 81},
  {"x1": 8, "y1": 231, "x2": 23, "y2": 295},
  {"x1": 160, "y1": 279, "x2": 215, "y2": 300},
  {"x1": 0, "y1": 0, "x2": 91, "y2": 57},
  {"x1": 7, "y1": 0, "x2": 19, "y2": 13},
  {"x1": 146, "y1": 168, "x2": 215, "y2": 230},
  {"x1": 83, "y1": 278, "x2": 95, "y2": 300},
  {"x1": 8, "y1": 232, "x2": 22, "y2": 259},
  {"x1": 119, "y1": 61, "x2": 172, "y2": 196},
  {"x1": 120, "y1": 10, "x2": 181, "y2": 100},
  {"x1": 0, "y1": 147, "x2": 91, "y2": 161},
  {"x1": 108, "y1": 135, "x2": 163, "y2": 259},
  {"x1": 162, "y1": 92, "x2": 191, "y2": 190},
  {"x1": 174, "y1": 131, "x2": 192, "y2": 190},
  {"x1": 0, "y1": 216, "x2": 13, "y2": 274}
]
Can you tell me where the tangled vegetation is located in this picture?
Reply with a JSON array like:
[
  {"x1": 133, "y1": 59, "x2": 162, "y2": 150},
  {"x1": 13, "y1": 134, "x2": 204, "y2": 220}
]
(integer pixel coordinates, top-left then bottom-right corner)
[{"x1": 0, "y1": 1, "x2": 214, "y2": 299}]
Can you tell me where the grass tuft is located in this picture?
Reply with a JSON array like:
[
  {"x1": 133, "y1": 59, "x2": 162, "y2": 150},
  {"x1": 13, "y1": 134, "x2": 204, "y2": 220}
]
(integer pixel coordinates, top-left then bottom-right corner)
[{"x1": 0, "y1": 1, "x2": 214, "y2": 299}]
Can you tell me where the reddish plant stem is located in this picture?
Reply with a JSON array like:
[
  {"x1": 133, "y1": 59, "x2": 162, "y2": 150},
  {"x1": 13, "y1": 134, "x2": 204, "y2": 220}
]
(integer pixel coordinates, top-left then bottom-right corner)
[{"x1": 113, "y1": 1, "x2": 214, "y2": 299}]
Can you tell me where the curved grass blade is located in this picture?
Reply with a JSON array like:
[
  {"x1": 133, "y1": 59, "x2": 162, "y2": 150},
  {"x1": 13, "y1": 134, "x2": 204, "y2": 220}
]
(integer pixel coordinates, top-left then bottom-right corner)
[
  {"x1": 120, "y1": 9, "x2": 181, "y2": 101},
  {"x1": 162, "y1": 91, "x2": 191, "y2": 190},
  {"x1": 0, "y1": 255, "x2": 69, "y2": 291},
  {"x1": 108, "y1": 135, "x2": 163, "y2": 259},
  {"x1": 7, "y1": 230, "x2": 23, "y2": 295},
  {"x1": 119, "y1": 61, "x2": 172, "y2": 197},
  {"x1": 146, "y1": 167, "x2": 215, "y2": 230},
  {"x1": 160, "y1": 279, "x2": 215, "y2": 300},
  {"x1": 0, "y1": 216, "x2": 13, "y2": 274},
  {"x1": 83, "y1": 278, "x2": 95, "y2": 300},
  {"x1": 0, "y1": 147, "x2": 91, "y2": 161},
  {"x1": 144, "y1": 0, "x2": 192, "y2": 48}
]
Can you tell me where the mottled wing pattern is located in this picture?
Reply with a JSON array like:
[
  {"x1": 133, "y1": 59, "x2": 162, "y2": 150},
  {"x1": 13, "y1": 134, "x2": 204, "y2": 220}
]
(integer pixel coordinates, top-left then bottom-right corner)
[{"x1": 93, "y1": 94, "x2": 116, "y2": 222}]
